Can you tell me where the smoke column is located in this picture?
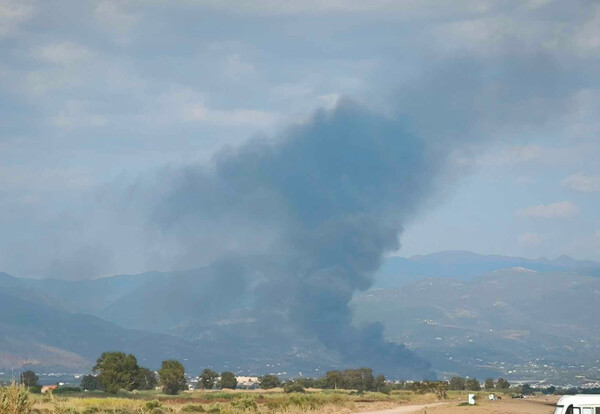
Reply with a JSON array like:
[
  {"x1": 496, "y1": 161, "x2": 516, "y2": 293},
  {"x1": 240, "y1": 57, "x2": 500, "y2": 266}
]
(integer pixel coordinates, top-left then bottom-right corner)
[{"x1": 149, "y1": 101, "x2": 444, "y2": 378}]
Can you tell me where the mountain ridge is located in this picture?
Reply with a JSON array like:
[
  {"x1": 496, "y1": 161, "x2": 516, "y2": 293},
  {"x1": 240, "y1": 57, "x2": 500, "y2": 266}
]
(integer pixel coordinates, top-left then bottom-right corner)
[{"x1": 2, "y1": 251, "x2": 600, "y2": 382}]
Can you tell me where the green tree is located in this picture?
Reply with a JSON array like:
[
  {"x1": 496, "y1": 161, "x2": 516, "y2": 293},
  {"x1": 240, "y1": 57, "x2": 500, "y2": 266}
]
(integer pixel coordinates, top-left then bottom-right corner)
[
  {"x1": 342, "y1": 368, "x2": 374, "y2": 391},
  {"x1": 200, "y1": 369, "x2": 219, "y2": 390},
  {"x1": 220, "y1": 372, "x2": 237, "y2": 389},
  {"x1": 325, "y1": 371, "x2": 344, "y2": 389},
  {"x1": 374, "y1": 375, "x2": 387, "y2": 392},
  {"x1": 158, "y1": 360, "x2": 187, "y2": 395},
  {"x1": 496, "y1": 378, "x2": 510, "y2": 389},
  {"x1": 448, "y1": 377, "x2": 466, "y2": 390},
  {"x1": 259, "y1": 374, "x2": 281, "y2": 389},
  {"x1": 522, "y1": 383, "x2": 534, "y2": 395},
  {"x1": 295, "y1": 378, "x2": 315, "y2": 388},
  {"x1": 80, "y1": 374, "x2": 103, "y2": 391},
  {"x1": 466, "y1": 378, "x2": 481, "y2": 391},
  {"x1": 484, "y1": 378, "x2": 495, "y2": 390},
  {"x1": 284, "y1": 382, "x2": 305, "y2": 393},
  {"x1": 19, "y1": 371, "x2": 38, "y2": 387},
  {"x1": 93, "y1": 352, "x2": 140, "y2": 394},
  {"x1": 313, "y1": 377, "x2": 327, "y2": 389},
  {"x1": 412, "y1": 381, "x2": 448, "y2": 399},
  {"x1": 136, "y1": 367, "x2": 158, "y2": 390}
]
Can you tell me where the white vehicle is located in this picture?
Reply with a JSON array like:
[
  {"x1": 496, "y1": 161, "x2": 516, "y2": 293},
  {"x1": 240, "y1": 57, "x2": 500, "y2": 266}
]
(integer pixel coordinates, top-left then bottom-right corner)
[{"x1": 555, "y1": 395, "x2": 600, "y2": 414}]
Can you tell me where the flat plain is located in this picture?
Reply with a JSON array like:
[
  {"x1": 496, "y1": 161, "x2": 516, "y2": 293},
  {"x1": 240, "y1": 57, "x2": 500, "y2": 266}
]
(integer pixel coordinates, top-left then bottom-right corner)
[{"x1": 25, "y1": 390, "x2": 561, "y2": 414}]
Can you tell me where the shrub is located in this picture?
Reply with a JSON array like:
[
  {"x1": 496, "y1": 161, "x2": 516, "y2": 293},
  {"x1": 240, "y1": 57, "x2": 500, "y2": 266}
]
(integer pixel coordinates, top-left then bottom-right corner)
[
  {"x1": 0, "y1": 382, "x2": 34, "y2": 414},
  {"x1": 230, "y1": 397, "x2": 257, "y2": 411},
  {"x1": 182, "y1": 404, "x2": 206, "y2": 412},
  {"x1": 53, "y1": 387, "x2": 82, "y2": 394},
  {"x1": 49, "y1": 400, "x2": 78, "y2": 414},
  {"x1": 146, "y1": 400, "x2": 163, "y2": 410},
  {"x1": 266, "y1": 400, "x2": 288, "y2": 411},
  {"x1": 284, "y1": 383, "x2": 306, "y2": 393}
]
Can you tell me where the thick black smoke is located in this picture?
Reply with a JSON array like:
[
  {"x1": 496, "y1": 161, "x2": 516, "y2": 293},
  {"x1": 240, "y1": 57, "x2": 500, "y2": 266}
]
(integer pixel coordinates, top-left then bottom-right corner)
[{"x1": 150, "y1": 102, "x2": 441, "y2": 378}]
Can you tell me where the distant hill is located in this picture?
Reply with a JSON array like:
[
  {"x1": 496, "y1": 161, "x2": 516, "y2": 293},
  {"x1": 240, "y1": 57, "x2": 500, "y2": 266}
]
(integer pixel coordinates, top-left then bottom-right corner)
[
  {"x1": 3, "y1": 251, "x2": 600, "y2": 383},
  {"x1": 353, "y1": 267, "x2": 600, "y2": 384},
  {"x1": 375, "y1": 250, "x2": 600, "y2": 288},
  {"x1": 0, "y1": 289, "x2": 202, "y2": 371},
  {"x1": 0, "y1": 265, "x2": 338, "y2": 375}
]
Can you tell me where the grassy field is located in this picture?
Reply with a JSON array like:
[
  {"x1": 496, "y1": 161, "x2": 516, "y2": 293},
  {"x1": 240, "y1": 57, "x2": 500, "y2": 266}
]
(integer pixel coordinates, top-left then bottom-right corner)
[
  {"x1": 25, "y1": 388, "x2": 479, "y2": 414},
  {"x1": 0, "y1": 383, "x2": 542, "y2": 414}
]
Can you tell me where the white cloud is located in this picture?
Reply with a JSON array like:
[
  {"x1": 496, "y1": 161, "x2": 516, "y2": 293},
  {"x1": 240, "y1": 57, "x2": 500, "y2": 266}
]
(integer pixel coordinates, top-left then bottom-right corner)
[
  {"x1": 515, "y1": 176, "x2": 536, "y2": 185},
  {"x1": 0, "y1": 166, "x2": 91, "y2": 192},
  {"x1": 271, "y1": 83, "x2": 313, "y2": 99},
  {"x1": 224, "y1": 54, "x2": 255, "y2": 79},
  {"x1": 474, "y1": 142, "x2": 600, "y2": 168},
  {"x1": 52, "y1": 101, "x2": 107, "y2": 129},
  {"x1": 476, "y1": 144, "x2": 541, "y2": 166},
  {"x1": 0, "y1": 0, "x2": 34, "y2": 37},
  {"x1": 518, "y1": 232, "x2": 543, "y2": 247},
  {"x1": 37, "y1": 42, "x2": 92, "y2": 65},
  {"x1": 183, "y1": 103, "x2": 277, "y2": 127},
  {"x1": 573, "y1": 5, "x2": 600, "y2": 55},
  {"x1": 517, "y1": 201, "x2": 579, "y2": 219},
  {"x1": 432, "y1": 17, "x2": 520, "y2": 55},
  {"x1": 187, "y1": 0, "x2": 492, "y2": 17},
  {"x1": 318, "y1": 93, "x2": 340, "y2": 109},
  {"x1": 94, "y1": 0, "x2": 137, "y2": 42},
  {"x1": 561, "y1": 172, "x2": 600, "y2": 193},
  {"x1": 157, "y1": 87, "x2": 280, "y2": 128}
]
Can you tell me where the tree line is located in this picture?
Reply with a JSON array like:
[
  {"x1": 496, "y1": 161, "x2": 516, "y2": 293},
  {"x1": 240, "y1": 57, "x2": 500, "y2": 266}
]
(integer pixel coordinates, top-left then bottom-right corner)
[
  {"x1": 257, "y1": 368, "x2": 388, "y2": 393},
  {"x1": 77, "y1": 353, "x2": 393, "y2": 395},
  {"x1": 16, "y1": 352, "x2": 561, "y2": 397},
  {"x1": 80, "y1": 352, "x2": 240, "y2": 395},
  {"x1": 448, "y1": 376, "x2": 510, "y2": 391}
]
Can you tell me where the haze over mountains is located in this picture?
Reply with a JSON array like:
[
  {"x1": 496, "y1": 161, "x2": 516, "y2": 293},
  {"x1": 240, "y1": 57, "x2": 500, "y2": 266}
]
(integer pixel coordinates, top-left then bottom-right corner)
[
  {"x1": 376, "y1": 250, "x2": 600, "y2": 287},
  {"x1": 2, "y1": 250, "x2": 599, "y2": 383}
]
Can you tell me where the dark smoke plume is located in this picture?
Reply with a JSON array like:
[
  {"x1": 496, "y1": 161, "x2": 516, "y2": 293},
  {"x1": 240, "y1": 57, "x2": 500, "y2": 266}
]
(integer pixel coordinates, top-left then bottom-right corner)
[{"x1": 149, "y1": 101, "x2": 441, "y2": 378}]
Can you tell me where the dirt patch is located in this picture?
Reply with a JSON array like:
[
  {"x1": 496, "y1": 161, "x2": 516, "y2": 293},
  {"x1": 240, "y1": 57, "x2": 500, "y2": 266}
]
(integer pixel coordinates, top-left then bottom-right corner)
[{"x1": 423, "y1": 396, "x2": 559, "y2": 414}]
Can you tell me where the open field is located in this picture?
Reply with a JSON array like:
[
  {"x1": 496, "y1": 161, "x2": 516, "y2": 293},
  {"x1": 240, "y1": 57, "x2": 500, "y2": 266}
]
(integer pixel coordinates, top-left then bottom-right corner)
[
  {"x1": 426, "y1": 395, "x2": 559, "y2": 414},
  {"x1": 22, "y1": 389, "x2": 560, "y2": 414}
]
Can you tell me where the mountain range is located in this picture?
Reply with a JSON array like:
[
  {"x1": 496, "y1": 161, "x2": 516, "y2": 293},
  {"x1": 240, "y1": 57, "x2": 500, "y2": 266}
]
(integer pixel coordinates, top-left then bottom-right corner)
[{"x1": 1, "y1": 251, "x2": 599, "y2": 384}]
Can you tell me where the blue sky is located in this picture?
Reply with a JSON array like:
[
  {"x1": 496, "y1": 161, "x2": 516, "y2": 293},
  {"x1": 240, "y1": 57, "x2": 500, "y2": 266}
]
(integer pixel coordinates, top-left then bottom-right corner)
[{"x1": 1, "y1": 0, "x2": 599, "y2": 279}]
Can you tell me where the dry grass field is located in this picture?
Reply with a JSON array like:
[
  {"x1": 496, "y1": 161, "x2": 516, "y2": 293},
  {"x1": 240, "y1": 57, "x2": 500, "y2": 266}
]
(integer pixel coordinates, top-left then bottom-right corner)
[
  {"x1": 425, "y1": 395, "x2": 559, "y2": 414},
  {"x1": 0, "y1": 386, "x2": 560, "y2": 414}
]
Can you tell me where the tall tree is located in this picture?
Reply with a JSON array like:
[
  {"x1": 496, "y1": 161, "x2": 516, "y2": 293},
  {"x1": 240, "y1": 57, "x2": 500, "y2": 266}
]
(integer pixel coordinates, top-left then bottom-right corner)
[
  {"x1": 466, "y1": 378, "x2": 481, "y2": 391},
  {"x1": 158, "y1": 360, "x2": 187, "y2": 395},
  {"x1": 484, "y1": 378, "x2": 495, "y2": 390},
  {"x1": 136, "y1": 367, "x2": 158, "y2": 390},
  {"x1": 80, "y1": 374, "x2": 103, "y2": 391},
  {"x1": 325, "y1": 371, "x2": 344, "y2": 389},
  {"x1": 93, "y1": 352, "x2": 140, "y2": 394},
  {"x1": 342, "y1": 368, "x2": 374, "y2": 391},
  {"x1": 220, "y1": 372, "x2": 237, "y2": 389},
  {"x1": 522, "y1": 383, "x2": 533, "y2": 395},
  {"x1": 448, "y1": 377, "x2": 466, "y2": 391},
  {"x1": 374, "y1": 375, "x2": 387, "y2": 392},
  {"x1": 20, "y1": 371, "x2": 38, "y2": 387},
  {"x1": 259, "y1": 374, "x2": 281, "y2": 389},
  {"x1": 496, "y1": 378, "x2": 510, "y2": 389},
  {"x1": 200, "y1": 369, "x2": 219, "y2": 390}
]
